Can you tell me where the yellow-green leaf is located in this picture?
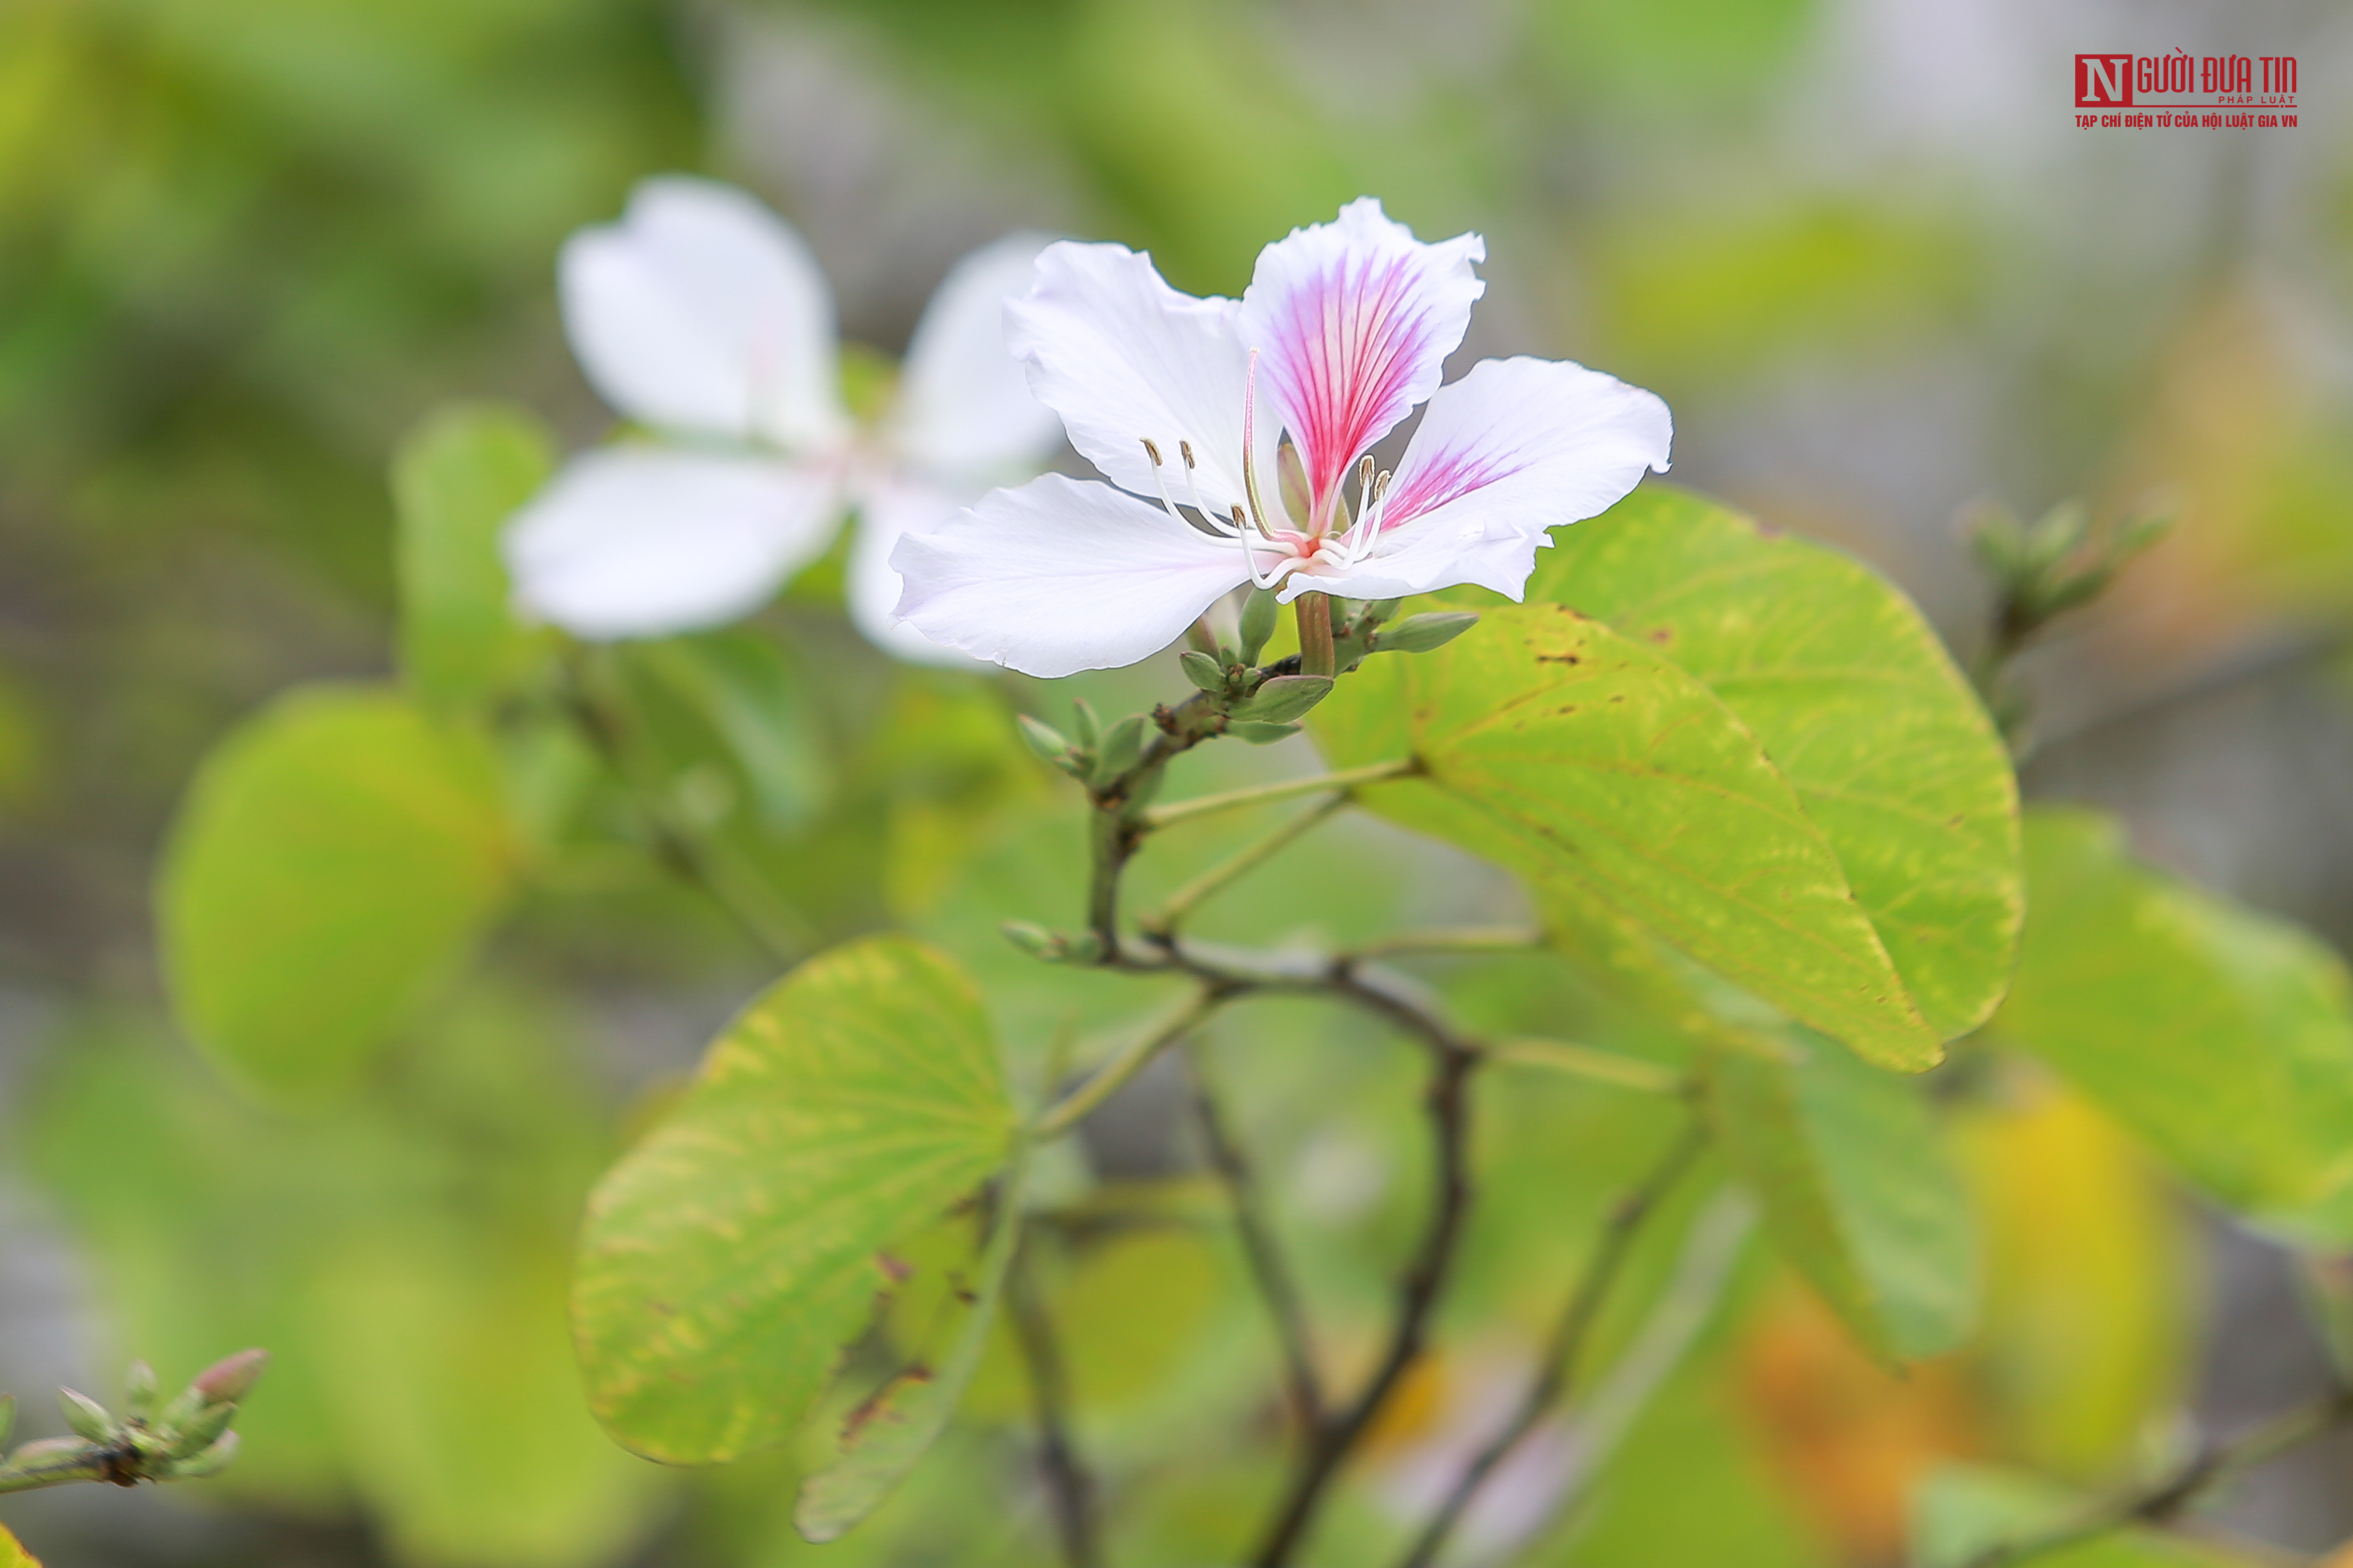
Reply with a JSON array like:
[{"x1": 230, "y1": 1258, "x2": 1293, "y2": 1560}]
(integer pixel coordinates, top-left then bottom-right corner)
[
  {"x1": 572, "y1": 936, "x2": 1018, "y2": 1465},
  {"x1": 1705, "y1": 1026, "x2": 1976, "y2": 1360},
  {"x1": 1516, "y1": 484, "x2": 2021, "y2": 1041},
  {"x1": 1990, "y1": 808, "x2": 2353, "y2": 1243},
  {"x1": 0, "y1": 1524, "x2": 39, "y2": 1567},
  {"x1": 158, "y1": 685, "x2": 520, "y2": 1100},
  {"x1": 1312, "y1": 602, "x2": 1939, "y2": 1069},
  {"x1": 393, "y1": 403, "x2": 553, "y2": 710}
]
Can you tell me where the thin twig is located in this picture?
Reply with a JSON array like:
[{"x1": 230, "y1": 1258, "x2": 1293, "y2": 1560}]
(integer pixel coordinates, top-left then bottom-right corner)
[
  {"x1": 1247, "y1": 960, "x2": 1482, "y2": 1568},
  {"x1": 1958, "y1": 1385, "x2": 2353, "y2": 1568},
  {"x1": 1349, "y1": 928, "x2": 1546, "y2": 958},
  {"x1": 1007, "y1": 1237, "x2": 1103, "y2": 1568},
  {"x1": 1394, "y1": 1119, "x2": 1708, "y2": 1568},
  {"x1": 1140, "y1": 758, "x2": 1418, "y2": 832},
  {"x1": 1034, "y1": 987, "x2": 1229, "y2": 1140},
  {"x1": 1488, "y1": 1039, "x2": 1688, "y2": 1098},
  {"x1": 1140, "y1": 795, "x2": 1347, "y2": 937},
  {"x1": 1187, "y1": 1048, "x2": 1325, "y2": 1433}
]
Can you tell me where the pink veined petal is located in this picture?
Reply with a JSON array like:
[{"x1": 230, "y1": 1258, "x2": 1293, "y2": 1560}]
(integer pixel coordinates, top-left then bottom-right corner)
[
  {"x1": 1273, "y1": 355, "x2": 1672, "y2": 605},
  {"x1": 561, "y1": 177, "x2": 848, "y2": 451},
  {"x1": 504, "y1": 447, "x2": 841, "y2": 639},
  {"x1": 890, "y1": 233, "x2": 1066, "y2": 483},
  {"x1": 1004, "y1": 242, "x2": 1273, "y2": 523},
  {"x1": 844, "y1": 478, "x2": 987, "y2": 667},
  {"x1": 1235, "y1": 197, "x2": 1485, "y2": 524},
  {"x1": 890, "y1": 474, "x2": 1253, "y2": 678}
]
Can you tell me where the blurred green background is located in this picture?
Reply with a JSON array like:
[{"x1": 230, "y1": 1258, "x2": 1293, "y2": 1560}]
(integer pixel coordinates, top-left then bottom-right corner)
[{"x1": 3, "y1": 0, "x2": 2352, "y2": 1564}]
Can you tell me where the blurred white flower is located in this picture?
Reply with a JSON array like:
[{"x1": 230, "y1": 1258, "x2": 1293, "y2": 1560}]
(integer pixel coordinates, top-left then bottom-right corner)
[
  {"x1": 503, "y1": 176, "x2": 1062, "y2": 661},
  {"x1": 889, "y1": 197, "x2": 1673, "y2": 678}
]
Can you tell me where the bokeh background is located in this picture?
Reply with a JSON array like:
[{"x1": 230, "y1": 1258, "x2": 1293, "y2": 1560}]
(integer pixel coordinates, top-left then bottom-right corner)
[{"x1": 3, "y1": 0, "x2": 2352, "y2": 1564}]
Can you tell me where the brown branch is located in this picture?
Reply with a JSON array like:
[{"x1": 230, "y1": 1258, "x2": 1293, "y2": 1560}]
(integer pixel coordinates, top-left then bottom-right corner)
[
  {"x1": 1186, "y1": 1049, "x2": 1325, "y2": 1434},
  {"x1": 1393, "y1": 1119, "x2": 1708, "y2": 1568},
  {"x1": 1958, "y1": 1385, "x2": 2353, "y2": 1568},
  {"x1": 1007, "y1": 1238, "x2": 1103, "y2": 1568}
]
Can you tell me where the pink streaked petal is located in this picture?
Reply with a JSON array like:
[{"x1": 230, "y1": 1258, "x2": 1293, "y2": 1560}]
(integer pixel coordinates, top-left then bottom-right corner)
[
  {"x1": 1004, "y1": 243, "x2": 1272, "y2": 521},
  {"x1": 1381, "y1": 355, "x2": 1672, "y2": 537},
  {"x1": 890, "y1": 475, "x2": 1252, "y2": 678},
  {"x1": 1236, "y1": 198, "x2": 1485, "y2": 521}
]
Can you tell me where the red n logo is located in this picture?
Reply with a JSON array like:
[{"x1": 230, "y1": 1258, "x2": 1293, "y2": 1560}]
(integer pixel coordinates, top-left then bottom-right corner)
[{"x1": 2076, "y1": 53, "x2": 2134, "y2": 106}]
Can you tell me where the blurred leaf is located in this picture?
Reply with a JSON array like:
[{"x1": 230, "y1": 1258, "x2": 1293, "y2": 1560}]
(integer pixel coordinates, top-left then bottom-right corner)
[
  {"x1": 393, "y1": 402, "x2": 554, "y2": 709},
  {"x1": 0, "y1": 1524, "x2": 37, "y2": 1568},
  {"x1": 1705, "y1": 1029, "x2": 1976, "y2": 1361},
  {"x1": 573, "y1": 936, "x2": 1018, "y2": 1464},
  {"x1": 1912, "y1": 1465, "x2": 2263, "y2": 1568},
  {"x1": 1311, "y1": 602, "x2": 1941, "y2": 1070},
  {"x1": 1953, "y1": 1080, "x2": 2186, "y2": 1480},
  {"x1": 793, "y1": 1157, "x2": 1024, "y2": 1543},
  {"x1": 309, "y1": 1228, "x2": 663, "y2": 1568},
  {"x1": 620, "y1": 631, "x2": 835, "y2": 832},
  {"x1": 158, "y1": 685, "x2": 520, "y2": 1100},
  {"x1": 1989, "y1": 808, "x2": 2353, "y2": 1244},
  {"x1": 1511, "y1": 485, "x2": 2022, "y2": 1042}
]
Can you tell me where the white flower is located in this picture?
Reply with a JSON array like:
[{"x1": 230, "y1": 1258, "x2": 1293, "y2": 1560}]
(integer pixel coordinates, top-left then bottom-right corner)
[
  {"x1": 889, "y1": 198, "x2": 1674, "y2": 679},
  {"x1": 502, "y1": 176, "x2": 1063, "y2": 662}
]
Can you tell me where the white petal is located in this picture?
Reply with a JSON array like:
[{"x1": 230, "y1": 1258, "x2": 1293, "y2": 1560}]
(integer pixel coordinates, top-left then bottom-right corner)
[
  {"x1": 845, "y1": 480, "x2": 988, "y2": 667},
  {"x1": 1235, "y1": 197, "x2": 1484, "y2": 520},
  {"x1": 504, "y1": 448, "x2": 841, "y2": 639},
  {"x1": 1278, "y1": 355, "x2": 1672, "y2": 605},
  {"x1": 889, "y1": 234, "x2": 1066, "y2": 482},
  {"x1": 1004, "y1": 242, "x2": 1273, "y2": 524},
  {"x1": 561, "y1": 177, "x2": 847, "y2": 449},
  {"x1": 890, "y1": 474, "x2": 1252, "y2": 678}
]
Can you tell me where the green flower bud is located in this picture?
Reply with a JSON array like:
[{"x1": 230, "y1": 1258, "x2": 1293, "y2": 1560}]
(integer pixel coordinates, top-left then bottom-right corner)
[
  {"x1": 124, "y1": 1361, "x2": 157, "y2": 1424},
  {"x1": 1178, "y1": 650, "x2": 1228, "y2": 694},
  {"x1": 1002, "y1": 921, "x2": 1061, "y2": 958},
  {"x1": 1018, "y1": 714, "x2": 1086, "y2": 777},
  {"x1": 1230, "y1": 675, "x2": 1332, "y2": 723},
  {"x1": 167, "y1": 1399, "x2": 236, "y2": 1462},
  {"x1": 1238, "y1": 588, "x2": 1280, "y2": 666},
  {"x1": 57, "y1": 1388, "x2": 112, "y2": 1444},
  {"x1": 162, "y1": 1430, "x2": 240, "y2": 1481},
  {"x1": 1091, "y1": 714, "x2": 1149, "y2": 784},
  {"x1": 1068, "y1": 699, "x2": 1100, "y2": 751},
  {"x1": 1371, "y1": 612, "x2": 1479, "y2": 655}
]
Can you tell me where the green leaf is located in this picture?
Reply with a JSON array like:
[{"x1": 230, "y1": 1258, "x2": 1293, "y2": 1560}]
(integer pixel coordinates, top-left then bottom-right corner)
[
  {"x1": 1704, "y1": 1025, "x2": 1976, "y2": 1359},
  {"x1": 1515, "y1": 484, "x2": 2021, "y2": 1041},
  {"x1": 1311, "y1": 602, "x2": 1940, "y2": 1069},
  {"x1": 793, "y1": 1156, "x2": 1024, "y2": 1542},
  {"x1": 573, "y1": 936, "x2": 1018, "y2": 1465},
  {"x1": 158, "y1": 686, "x2": 520, "y2": 1100},
  {"x1": 393, "y1": 403, "x2": 554, "y2": 709},
  {"x1": 624, "y1": 631, "x2": 834, "y2": 831},
  {"x1": 1913, "y1": 1465, "x2": 2264, "y2": 1568},
  {"x1": 0, "y1": 1524, "x2": 39, "y2": 1567},
  {"x1": 1989, "y1": 808, "x2": 2353, "y2": 1243}
]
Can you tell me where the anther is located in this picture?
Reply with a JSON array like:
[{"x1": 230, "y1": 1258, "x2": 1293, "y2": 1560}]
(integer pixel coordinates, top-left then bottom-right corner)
[
  {"x1": 1179, "y1": 440, "x2": 1197, "y2": 469},
  {"x1": 1141, "y1": 437, "x2": 1163, "y2": 466}
]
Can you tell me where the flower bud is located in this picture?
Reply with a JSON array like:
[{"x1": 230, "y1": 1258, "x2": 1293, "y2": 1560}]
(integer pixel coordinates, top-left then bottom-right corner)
[
  {"x1": 1002, "y1": 921, "x2": 1061, "y2": 958},
  {"x1": 1230, "y1": 675, "x2": 1332, "y2": 724},
  {"x1": 162, "y1": 1430, "x2": 240, "y2": 1481},
  {"x1": 1238, "y1": 588, "x2": 1280, "y2": 666},
  {"x1": 57, "y1": 1388, "x2": 112, "y2": 1444},
  {"x1": 1068, "y1": 699, "x2": 1100, "y2": 751},
  {"x1": 167, "y1": 1399, "x2": 237, "y2": 1461},
  {"x1": 124, "y1": 1361, "x2": 157, "y2": 1424},
  {"x1": 1371, "y1": 612, "x2": 1478, "y2": 655},
  {"x1": 1179, "y1": 650, "x2": 1228, "y2": 694},
  {"x1": 188, "y1": 1349, "x2": 268, "y2": 1413},
  {"x1": 1017, "y1": 715, "x2": 1086, "y2": 777},
  {"x1": 1090, "y1": 714, "x2": 1148, "y2": 784}
]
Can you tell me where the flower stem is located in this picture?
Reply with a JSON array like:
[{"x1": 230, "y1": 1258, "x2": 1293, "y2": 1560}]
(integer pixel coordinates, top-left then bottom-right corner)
[
  {"x1": 1033, "y1": 987, "x2": 1226, "y2": 1140},
  {"x1": 1296, "y1": 593, "x2": 1337, "y2": 679},
  {"x1": 1140, "y1": 758, "x2": 1416, "y2": 832}
]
